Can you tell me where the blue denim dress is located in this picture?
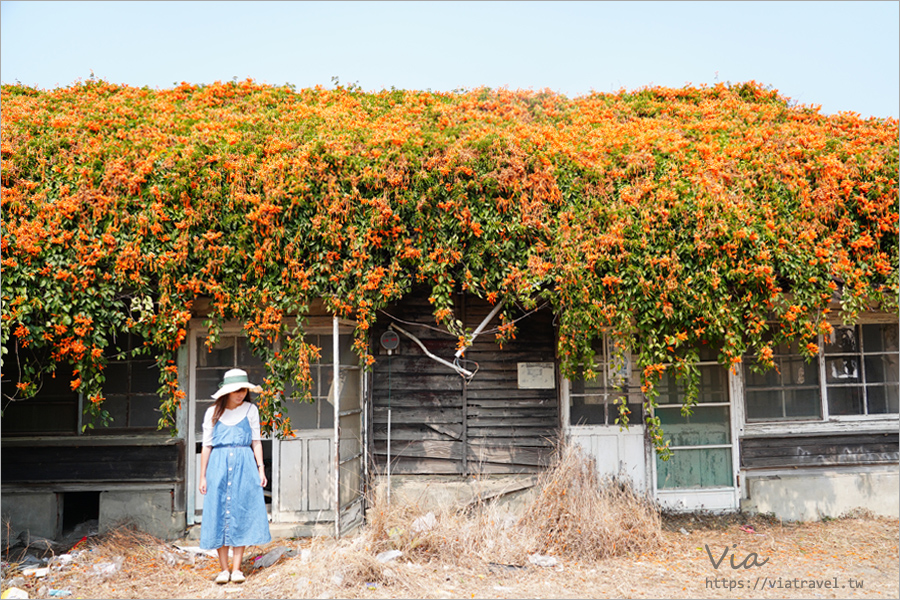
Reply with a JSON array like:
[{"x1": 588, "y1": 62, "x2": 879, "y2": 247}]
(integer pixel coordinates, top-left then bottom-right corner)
[{"x1": 200, "y1": 407, "x2": 271, "y2": 549}]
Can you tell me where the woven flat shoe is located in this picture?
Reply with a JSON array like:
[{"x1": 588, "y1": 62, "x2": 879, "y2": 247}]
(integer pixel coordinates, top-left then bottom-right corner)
[
  {"x1": 230, "y1": 570, "x2": 246, "y2": 583},
  {"x1": 215, "y1": 570, "x2": 230, "y2": 584}
]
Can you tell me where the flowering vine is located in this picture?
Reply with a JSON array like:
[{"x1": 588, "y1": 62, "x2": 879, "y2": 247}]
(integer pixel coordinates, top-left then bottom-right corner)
[{"x1": 2, "y1": 79, "x2": 896, "y2": 451}]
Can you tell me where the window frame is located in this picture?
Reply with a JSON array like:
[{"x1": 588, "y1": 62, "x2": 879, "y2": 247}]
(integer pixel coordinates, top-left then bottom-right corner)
[{"x1": 742, "y1": 318, "x2": 899, "y2": 437}]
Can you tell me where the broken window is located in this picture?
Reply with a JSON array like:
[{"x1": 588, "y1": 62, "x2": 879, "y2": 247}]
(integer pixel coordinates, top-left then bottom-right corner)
[
  {"x1": 825, "y1": 324, "x2": 899, "y2": 416},
  {"x1": 744, "y1": 322, "x2": 899, "y2": 421}
]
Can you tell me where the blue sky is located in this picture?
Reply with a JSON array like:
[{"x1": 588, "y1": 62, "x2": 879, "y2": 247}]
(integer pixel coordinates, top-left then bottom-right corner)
[{"x1": 1, "y1": 1, "x2": 898, "y2": 117}]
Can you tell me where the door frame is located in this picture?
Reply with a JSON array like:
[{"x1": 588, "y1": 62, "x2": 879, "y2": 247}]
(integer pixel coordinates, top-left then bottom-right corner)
[
  {"x1": 185, "y1": 317, "x2": 367, "y2": 532},
  {"x1": 651, "y1": 367, "x2": 742, "y2": 512}
]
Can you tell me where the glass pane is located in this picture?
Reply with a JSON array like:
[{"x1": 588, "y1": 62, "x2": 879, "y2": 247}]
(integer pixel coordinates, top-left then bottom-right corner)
[
  {"x1": 195, "y1": 399, "x2": 215, "y2": 435},
  {"x1": 862, "y1": 323, "x2": 899, "y2": 353},
  {"x1": 865, "y1": 355, "x2": 899, "y2": 384},
  {"x1": 867, "y1": 385, "x2": 899, "y2": 414},
  {"x1": 570, "y1": 397, "x2": 606, "y2": 426},
  {"x1": 284, "y1": 397, "x2": 319, "y2": 429},
  {"x1": 103, "y1": 363, "x2": 128, "y2": 395},
  {"x1": 198, "y1": 337, "x2": 235, "y2": 367},
  {"x1": 339, "y1": 368, "x2": 360, "y2": 411},
  {"x1": 654, "y1": 365, "x2": 727, "y2": 404},
  {"x1": 656, "y1": 406, "x2": 730, "y2": 446},
  {"x1": 196, "y1": 368, "x2": 229, "y2": 401},
  {"x1": 132, "y1": 360, "x2": 160, "y2": 392},
  {"x1": 657, "y1": 447, "x2": 732, "y2": 489},
  {"x1": 827, "y1": 386, "x2": 863, "y2": 416},
  {"x1": 313, "y1": 334, "x2": 333, "y2": 366},
  {"x1": 339, "y1": 334, "x2": 357, "y2": 366},
  {"x1": 784, "y1": 388, "x2": 821, "y2": 418},
  {"x1": 826, "y1": 357, "x2": 860, "y2": 384},
  {"x1": 697, "y1": 365, "x2": 728, "y2": 403},
  {"x1": 244, "y1": 367, "x2": 267, "y2": 393},
  {"x1": 238, "y1": 337, "x2": 265, "y2": 368},
  {"x1": 783, "y1": 357, "x2": 818, "y2": 386},
  {"x1": 130, "y1": 395, "x2": 161, "y2": 427},
  {"x1": 102, "y1": 395, "x2": 129, "y2": 426},
  {"x1": 746, "y1": 389, "x2": 783, "y2": 420},
  {"x1": 826, "y1": 326, "x2": 859, "y2": 354},
  {"x1": 319, "y1": 397, "x2": 335, "y2": 429},
  {"x1": 745, "y1": 364, "x2": 781, "y2": 388}
]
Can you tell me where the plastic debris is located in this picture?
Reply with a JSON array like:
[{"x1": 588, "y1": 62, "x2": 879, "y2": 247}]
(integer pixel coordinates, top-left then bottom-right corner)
[
  {"x1": 91, "y1": 556, "x2": 124, "y2": 579},
  {"x1": 21, "y1": 567, "x2": 49, "y2": 577},
  {"x1": 376, "y1": 550, "x2": 403, "y2": 563},
  {"x1": 173, "y1": 545, "x2": 217, "y2": 558},
  {"x1": 365, "y1": 582, "x2": 379, "y2": 590},
  {"x1": 48, "y1": 590, "x2": 72, "y2": 598},
  {"x1": 299, "y1": 548, "x2": 311, "y2": 563},
  {"x1": 1, "y1": 588, "x2": 29, "y2": 600},
  {"x1": 411, "y1": 512, "x2": 436, "y2": 532},
  {"x1": 255, "y1": 545, "x2": 289, "y2": 569},
  {"x1": 679, "y1": 527, "x2": 690, "y2": 536},
  {"x1": 528, "y1": 553, "x2": 558, "y2": 568}
]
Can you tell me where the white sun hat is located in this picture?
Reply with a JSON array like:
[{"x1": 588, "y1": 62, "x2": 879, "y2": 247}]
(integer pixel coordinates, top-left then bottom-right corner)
[{"x1": 212, "y1": 368, "x2": 262, "y2": 399}]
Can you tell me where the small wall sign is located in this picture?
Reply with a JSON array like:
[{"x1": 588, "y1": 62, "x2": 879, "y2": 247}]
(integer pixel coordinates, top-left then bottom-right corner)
[{"x1": 517, "y1": 362, "x2": 555, "y2": 389}]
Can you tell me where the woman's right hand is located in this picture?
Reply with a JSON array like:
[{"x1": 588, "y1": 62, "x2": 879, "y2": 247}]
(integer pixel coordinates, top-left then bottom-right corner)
[{"x1": 199, "y1": 476, "x2": 207, "y2": 495}]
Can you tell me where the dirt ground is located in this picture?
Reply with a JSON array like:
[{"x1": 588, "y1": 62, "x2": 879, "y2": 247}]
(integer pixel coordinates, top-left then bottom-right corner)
[{"x1": 3, "y1": 513, "x2": 897, "y2": 600}]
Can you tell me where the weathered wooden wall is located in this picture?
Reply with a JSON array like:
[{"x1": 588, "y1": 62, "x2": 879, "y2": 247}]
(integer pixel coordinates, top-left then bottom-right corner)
[
  {"x1": 741, "y1": 433, "x2": 899, "y2": 469},
  {"x1": 370, "y1": 292, "x2": 559, "y2": 475}
]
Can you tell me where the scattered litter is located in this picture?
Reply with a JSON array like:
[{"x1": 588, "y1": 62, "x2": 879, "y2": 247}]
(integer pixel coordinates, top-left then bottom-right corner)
[
  {"x1": 299, "y1": 548, "x2": 311, "y2": 563},
  {"x1": 364, "y1": 582, "x2": 379, "y2": 590},
  {"x1": 254, "y1": 545, "x2": 289, "y2": 569},
  {"x1": 331, "y1": 574, "x2": 344, "y2": 586},
  {"x1": 163, "y1": 550, "x2": 194, "y2": 567},
  {"x1": 739, "y1": 525, "x2": 760, "y2": 534},
  {"x1": 1, "y1": 588, "x2": 28, "y2": 600},
  {"x1": 48, "y1": 590, "x2": 72, "y2": 598},
  {"x1": 21, "y1": 567, "x2": 49, "y2": 578},
  {"x1": 679, "y1": 527, "x2": 690, "y2": 536},
  {"x1": 488, "y1": 562, "x2": 526, "y2": 572},
  {"x1": 376, "y1": 549, "x2": 403, "y2": 563},
  {"x1": 528, "y1": 553, "x2": 557, "y2": 568},
  {"x1": 91, "y1": 556, "x2": 124, "y2": 579},
  {"x1": 493, "y1": 585, "x2": 513, "y2": 591},
  {"x1": 69, "y1": 537, "x2": 88, "y2": 553},
  {"x1": 174, "y1": 545, "x2": 217, "y2": 558},
  {"x1": 411, "y1": 512, "x2": 436, "y2": 532},
  {"x1": 52, "y1": 554, "x2": 74, "y2": 567}
]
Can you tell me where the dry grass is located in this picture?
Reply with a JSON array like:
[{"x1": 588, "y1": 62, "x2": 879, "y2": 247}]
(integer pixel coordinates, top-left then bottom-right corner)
[
  {"x1": 3, "y1": 447, "x2": 897, "y2": 598},
  {"x1": 520, "y1": 443, "x2": 662, "y2": 559}
]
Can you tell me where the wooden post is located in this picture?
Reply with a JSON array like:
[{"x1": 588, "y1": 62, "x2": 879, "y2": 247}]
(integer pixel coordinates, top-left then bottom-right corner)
[{"x1": 333, "y1": 315, "x2": 341, "y2": 538}]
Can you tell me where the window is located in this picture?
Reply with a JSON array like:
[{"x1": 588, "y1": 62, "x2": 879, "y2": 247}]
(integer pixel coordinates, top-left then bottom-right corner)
[
  {"x1": 744, "y1": 322, "x2": 899, "y2": 422},
  {"x1": 2, "y1": 348, "x2": 79, "y2": 435},
  {"x1": 744, "y1": 340, "x2": 821, "y2": 421},
  {"x1": 280, "y1": 333, "x2": 355, "y2": 430},
  {"x1": 95, "y1": 333, "x2": 163, "y2": 431},
  {"x1": 825, "y1": 324, "x2": 899, "y2": 416},
  {"x1": 568, "y1": 338, "x2": 642, "y2": 426}
]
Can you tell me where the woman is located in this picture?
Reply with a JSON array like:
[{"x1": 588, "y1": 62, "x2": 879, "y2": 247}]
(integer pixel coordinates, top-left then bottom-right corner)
[{"x1": 199, "y1": 368, "x2": 271, "y2": 584}]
